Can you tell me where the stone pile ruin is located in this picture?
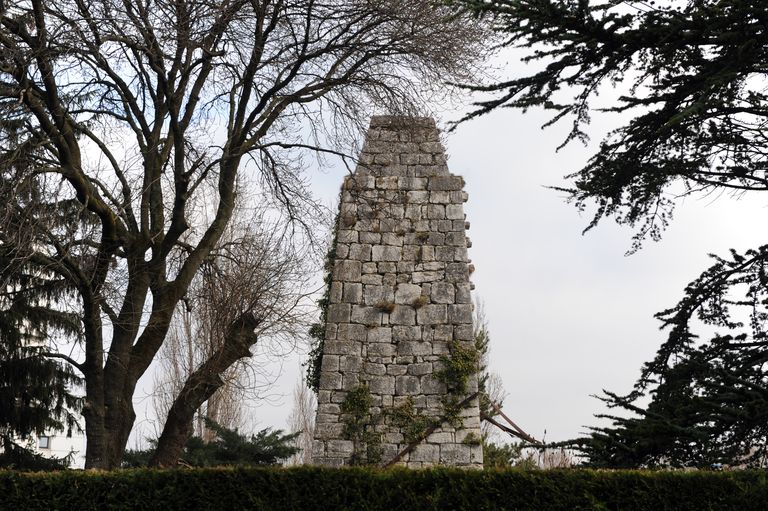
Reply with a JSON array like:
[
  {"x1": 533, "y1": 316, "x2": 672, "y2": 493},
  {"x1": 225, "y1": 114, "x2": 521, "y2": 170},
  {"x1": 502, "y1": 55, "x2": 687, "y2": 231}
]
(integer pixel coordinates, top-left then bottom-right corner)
[{"x1": 312, "y1": 116, "x2": 482, "y2": 468}]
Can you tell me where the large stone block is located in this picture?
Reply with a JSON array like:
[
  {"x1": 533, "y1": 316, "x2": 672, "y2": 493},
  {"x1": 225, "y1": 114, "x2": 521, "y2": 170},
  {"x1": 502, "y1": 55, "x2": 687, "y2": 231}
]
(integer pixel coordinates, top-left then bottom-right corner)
[
  {"x1": 337, "y1": 229, "x2": 359, "y2": 243},
  {"x1": 398, "y1": 341, "x2": 432, "y2": 356},
  {"x1": 330, "y1": 282, "x2": 343, "y2": 303},
  {"x1": 382, "y1": 233, "x2": 404, "y2": 246},
  {"x1": 417, "y1": 304, "x2": 447, "y2": 325},
  {"x1": 410, "y1": 444, "x2": 440, "y2": 463},
  {"x1": 326, "y1": 440, "x2": 355, "y2": 457},
  {"x1": 448, "y1": 304, "x2": 473, "y2": 324},
  {"x1": 427, "y1": 176, "x2": 463, "y2": 191},
  {"x1": 395, "y1": 375, "x2": 421, "y2": 395},
  {"x1": 318, "y1": 372, "x2": 342, "y2": 390},
  {"x1": 367, "y1": 327, "x2": 392, "y2": 343},
  {"x1": 333, "y1": 260, "x2": 362, "y2": 282},
  {"x1": 351, "y1": 305, "x2": 382, "y2": 326},
  {"x1": 389, "y1": 305, "x2": 416, "y2": 325},
  {"x1": 392, "y1": 326, "x2": 421, "y2": 342},
  {"x1": 421, "y1": 375, "x2": 447, "y2": 394},
  {"x1": 368, "y1": 375, "x2": 395, "y2": 394},
  {"x1": 348, "y1": 244, "x2": 372, "y2": 261},
  {"x1": 365, "y1": 362, "x2": 387, "y2": 375},
  {"x1": 412, "y1": 271, "x2": 444, "y2": 284},
  {"x1": 430, "y1": 282, "x2": 455, "y2": 303},
  {"x1": 425, "y1": 205, "x2": 445, "y2": 219},
  {"x1": 315, "y1": 422, "x2": 345, "y2": 439},
  {"x1": 445, "y1": 263, "x2": 468, "y2": 283},
  {"x1": 337, "y1": 323, "x2": 367, "y2": 342},
  {"x1": 327, "y1": 304, "x2": 351, "y2": 323},
  {"x1": 368, "y1": 342, "x2": 396, "y2": 357},
  {"x1": 340, "y1": 355, "x2": 363, "y2": 372},
  {"x1": 387, "y1": 364, "x2": 408, "y2": 376},
  {"x1": 407, "y1": 362, "x2": 432, "y2": 376},
  {"x1": 431, "y1": 325, "x2": 452, "y2": 342},
  {"x1": 324, "y1": 340, "x2": 360, "y2": 355},
  {"x1": 359, "y1": 231, "x2": 381, "y2": 244},
  {"x1": 440, "y1": 444, "x2": 471, "y2": 465},
  {"x1": 372, "y1": 245, "x2": 401, "y2": 261},
  {"x1": 394, "y1": 283, "x2": 422, "y2": 304},
  {"x1": 321, "y1": 355, "x2": 339, "y2": 372},
  {"x1": 342, "y1": 283, "x2": 363, "y2": 304},
  {"x1": 445, "y1": 204, "x2": 464, "y2": 220}
]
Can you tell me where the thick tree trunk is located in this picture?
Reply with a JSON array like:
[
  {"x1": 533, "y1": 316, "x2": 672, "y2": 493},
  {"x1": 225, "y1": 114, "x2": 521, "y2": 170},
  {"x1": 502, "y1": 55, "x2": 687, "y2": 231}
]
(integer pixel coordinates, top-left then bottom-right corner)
[
  {"x1": 83, "y1": 408, "x2": 107, "y2": 469},
  {"x1": 81, "y1": 296, "x2": 110, "y2": 470},
  {"x1": 149, "y1": 313, "x2": 261, "y2": 467},
  {"x1": 83, "y1": 374, "x2": 139, "y2": 469}
]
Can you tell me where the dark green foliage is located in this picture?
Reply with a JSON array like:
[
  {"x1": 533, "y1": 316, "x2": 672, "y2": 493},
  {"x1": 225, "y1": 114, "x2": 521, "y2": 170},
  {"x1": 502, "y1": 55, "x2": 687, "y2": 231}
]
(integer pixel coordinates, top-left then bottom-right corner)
[
  {"x1": 436, "y1": 341, "x2": 481, "y2": 427},
  {"x1": 0, "y1": 278, "x2": 82, "y2": 452},
  {"x1": 474, "y1": 317, "x2": 494, "y2": 421},
  {"x1": 122, "y1": 420, "x2": 298, "y2": 468},
  {"x1": 562, "y1": 244, "x2": 768, "y2": 468},
  {"x1": 0, "y1": 140, "x2": 83, "y2": 468},
  {"x1": 0, "y1": 441, "x2": 73, "y2": 471},
  {"x1": 0, "y1": 467, "x2": 768, "y2": 511},
  {"x1": 121, "y1": 447, "x2": 154, "y2": 469},
  {"x1": 304, "y1": 210, "x2": 340, "y2": 393},
  {"x1": 389, "y1": 397, "x2": 433, "y2": 444},
  {"x1": 436, "y1": 341, "x2": 479, "y2": 396},
  {"x1": 457, "y1": 0, "x2": 768, "y2": 467},
  {"x1": 482, "y1": 441, "x2": 523, "y2": 468},
  {"x1": 340, "y1": 385, "x2": 382, "y2": 465}
]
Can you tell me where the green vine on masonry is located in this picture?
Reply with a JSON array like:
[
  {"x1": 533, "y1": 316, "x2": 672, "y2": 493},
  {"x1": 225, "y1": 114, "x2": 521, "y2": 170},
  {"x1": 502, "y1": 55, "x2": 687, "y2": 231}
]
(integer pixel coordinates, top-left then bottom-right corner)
[
  {"x1": 387, "y1": 341, "x2": 482, "y2": 461},
  {"x1": 436, "y1": 341, "x2": 481, "y2": 428},
  {"x1": 389, "y1": 397, "x2": 432, "y2": 444},
  {"x1": 338, "y1": 334, "x2": 483, "y2": 466},
  {"x1": 304, "y1": 207, "x2": 340, "y2": 393},
  {"x1": 340, "y1": 385, "x2": 382, "y2": 465}
]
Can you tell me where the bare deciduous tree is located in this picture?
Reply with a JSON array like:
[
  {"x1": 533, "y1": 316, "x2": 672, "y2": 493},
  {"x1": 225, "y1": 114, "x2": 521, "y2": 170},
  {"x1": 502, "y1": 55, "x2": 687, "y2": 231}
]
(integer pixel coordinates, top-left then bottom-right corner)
[
  {"x1": 151, "y1": 197, "x2": 313, "y2": 464},
  {"x1": 286, "y1": 377, "x2": 316, "y2": 465},
  {"x1": 0, "y1": 0, "x2": 487, "y2": 468}
]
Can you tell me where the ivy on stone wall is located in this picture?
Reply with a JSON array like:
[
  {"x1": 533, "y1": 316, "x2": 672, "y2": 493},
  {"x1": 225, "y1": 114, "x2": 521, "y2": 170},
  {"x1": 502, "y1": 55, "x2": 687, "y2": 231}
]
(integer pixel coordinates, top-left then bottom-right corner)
[
  {"x1": 389, "y1": 397, "x2": 432, "y2": 444},
  {"x1": 305, "y1": 206, "x2": 340, "y2": 393},
  {"x1": 436, "y1": 341, "x2": 481, "y2": 428},
  {"x1": 340, "y1": 385, "x2": 382, "y2": 465},
  {"x1": 340, "y1": 340, "x2": 482, "y2": 467}
]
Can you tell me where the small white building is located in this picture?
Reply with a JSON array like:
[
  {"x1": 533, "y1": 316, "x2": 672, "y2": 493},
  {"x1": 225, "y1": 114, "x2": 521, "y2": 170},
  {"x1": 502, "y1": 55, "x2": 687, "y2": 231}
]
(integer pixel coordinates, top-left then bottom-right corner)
[{"x1": 32, "y1": 430, "x2": 86, "y2": 469}]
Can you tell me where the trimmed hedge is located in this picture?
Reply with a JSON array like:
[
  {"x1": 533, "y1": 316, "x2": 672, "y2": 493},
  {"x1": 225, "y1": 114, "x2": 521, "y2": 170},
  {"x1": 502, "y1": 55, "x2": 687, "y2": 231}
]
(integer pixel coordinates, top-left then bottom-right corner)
[{"x1": 0, "y1": 467, "x2": 767, "y2": 511}]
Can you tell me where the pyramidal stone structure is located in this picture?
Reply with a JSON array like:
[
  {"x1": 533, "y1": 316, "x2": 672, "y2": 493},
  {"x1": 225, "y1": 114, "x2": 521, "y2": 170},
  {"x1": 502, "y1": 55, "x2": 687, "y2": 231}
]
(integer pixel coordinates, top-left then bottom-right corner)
[{"x1": 312, "y1": 116, "x2": 482, "y2": 468}]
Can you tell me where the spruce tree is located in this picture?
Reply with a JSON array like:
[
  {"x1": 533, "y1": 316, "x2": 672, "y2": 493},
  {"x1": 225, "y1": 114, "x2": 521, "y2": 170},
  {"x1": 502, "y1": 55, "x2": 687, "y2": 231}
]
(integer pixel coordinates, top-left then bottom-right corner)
[{"x1": 0, "y1": 114, "x2": 84, "y2": 469}]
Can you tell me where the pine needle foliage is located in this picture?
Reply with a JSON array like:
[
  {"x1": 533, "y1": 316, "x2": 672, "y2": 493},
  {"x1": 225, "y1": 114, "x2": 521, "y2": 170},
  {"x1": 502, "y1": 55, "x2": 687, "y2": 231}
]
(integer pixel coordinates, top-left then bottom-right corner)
[
  {"x1": 0, "y1": 120, "x2": 83, "y2": 469},
  {"x1": 454, "y1": 0, "x2": 768, "y2": 467},
  {"x1": 122, "y1": 419, "x2": 299, "y2": 468}
]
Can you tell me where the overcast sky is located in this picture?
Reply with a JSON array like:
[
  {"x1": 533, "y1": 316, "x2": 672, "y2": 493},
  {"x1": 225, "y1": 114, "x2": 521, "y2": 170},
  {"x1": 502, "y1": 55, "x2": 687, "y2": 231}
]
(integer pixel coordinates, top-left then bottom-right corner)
[{"x1": 233, "y1": 68, "x2": 767, "y2": 446}]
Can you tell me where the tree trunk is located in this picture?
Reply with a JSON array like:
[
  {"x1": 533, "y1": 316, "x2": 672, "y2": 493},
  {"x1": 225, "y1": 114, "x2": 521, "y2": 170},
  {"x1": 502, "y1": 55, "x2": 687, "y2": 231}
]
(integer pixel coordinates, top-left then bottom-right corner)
[{"x1": 149, "y1": 313, "x2": 261, "y2": 467}]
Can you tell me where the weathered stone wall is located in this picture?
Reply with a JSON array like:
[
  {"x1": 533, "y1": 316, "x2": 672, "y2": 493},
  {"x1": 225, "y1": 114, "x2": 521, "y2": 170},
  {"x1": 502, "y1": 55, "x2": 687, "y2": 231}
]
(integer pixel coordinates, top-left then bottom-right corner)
[{"x1": 312, "y1": 116, "x2": 482, "y2": 468}]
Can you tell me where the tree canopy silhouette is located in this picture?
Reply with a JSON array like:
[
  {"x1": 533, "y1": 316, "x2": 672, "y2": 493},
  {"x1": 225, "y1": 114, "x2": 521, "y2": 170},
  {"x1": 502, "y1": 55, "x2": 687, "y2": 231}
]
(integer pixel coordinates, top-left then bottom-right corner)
[{"x1": 457, "y1": 0, "x2": 768, "y2": 467}]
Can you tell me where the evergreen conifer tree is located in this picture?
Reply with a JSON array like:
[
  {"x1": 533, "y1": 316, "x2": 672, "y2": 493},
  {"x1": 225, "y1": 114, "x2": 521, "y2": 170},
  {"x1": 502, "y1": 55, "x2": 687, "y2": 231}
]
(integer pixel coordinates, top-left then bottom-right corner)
[
  {"x1": 122, "y1": 419, "x2": 299, "y2": 468},
  {"x1": 455, "y1": 0, "x2": 768, "y2": 467},
  {"x1": 0, "y1": 125, "x2": 84, "y2": 468}
]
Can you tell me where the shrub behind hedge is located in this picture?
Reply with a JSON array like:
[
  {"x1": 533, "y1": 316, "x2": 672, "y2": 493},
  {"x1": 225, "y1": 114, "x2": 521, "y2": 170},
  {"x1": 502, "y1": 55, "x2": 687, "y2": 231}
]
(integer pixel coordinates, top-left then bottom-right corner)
[{"x1": 1, "y1": 466, "x2": 766, "y2": 511}]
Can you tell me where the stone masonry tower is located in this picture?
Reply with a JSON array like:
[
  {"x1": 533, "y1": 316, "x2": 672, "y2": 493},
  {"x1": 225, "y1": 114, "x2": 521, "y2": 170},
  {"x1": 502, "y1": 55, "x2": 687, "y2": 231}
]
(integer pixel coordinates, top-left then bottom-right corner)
[{"x1": 312, "y1": 116, "x2": 482, "y2": 468}]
